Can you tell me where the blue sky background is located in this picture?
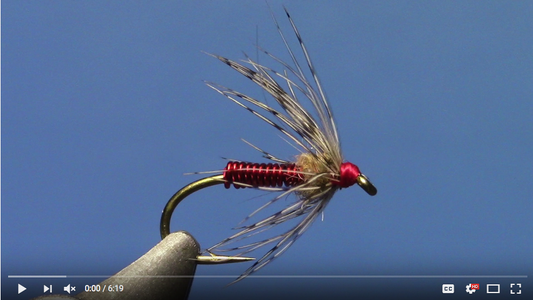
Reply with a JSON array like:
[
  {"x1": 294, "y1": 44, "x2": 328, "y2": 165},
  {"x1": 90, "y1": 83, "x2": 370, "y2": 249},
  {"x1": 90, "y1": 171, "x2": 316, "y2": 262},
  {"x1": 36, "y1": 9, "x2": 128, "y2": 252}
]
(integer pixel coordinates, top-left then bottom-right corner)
[{"x1": 3, "y1": 1, "x2": 532, "y2": 299}]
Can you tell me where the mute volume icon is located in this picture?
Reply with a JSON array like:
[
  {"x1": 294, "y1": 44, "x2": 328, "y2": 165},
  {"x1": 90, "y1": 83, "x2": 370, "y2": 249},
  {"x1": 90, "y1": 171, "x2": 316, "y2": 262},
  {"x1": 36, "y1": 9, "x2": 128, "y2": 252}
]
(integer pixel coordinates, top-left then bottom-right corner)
[{"x1": 64, "y1": 284, "x2": 76, "y2": 294}]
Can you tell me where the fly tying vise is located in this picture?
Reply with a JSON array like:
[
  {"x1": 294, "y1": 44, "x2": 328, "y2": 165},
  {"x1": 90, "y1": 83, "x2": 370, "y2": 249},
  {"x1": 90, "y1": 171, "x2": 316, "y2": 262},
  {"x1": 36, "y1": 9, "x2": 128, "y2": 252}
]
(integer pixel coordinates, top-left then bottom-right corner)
[{"x1": 160, "y1": 7, "x2": 376, "y2": 282}]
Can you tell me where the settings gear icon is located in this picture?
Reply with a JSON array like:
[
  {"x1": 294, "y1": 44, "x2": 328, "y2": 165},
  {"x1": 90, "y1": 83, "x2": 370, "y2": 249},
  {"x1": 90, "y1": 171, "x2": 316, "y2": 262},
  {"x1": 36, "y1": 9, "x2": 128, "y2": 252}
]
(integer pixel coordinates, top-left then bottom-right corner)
[{"x1": 466, "y1": 284, "x2": 477, "y2": 294}]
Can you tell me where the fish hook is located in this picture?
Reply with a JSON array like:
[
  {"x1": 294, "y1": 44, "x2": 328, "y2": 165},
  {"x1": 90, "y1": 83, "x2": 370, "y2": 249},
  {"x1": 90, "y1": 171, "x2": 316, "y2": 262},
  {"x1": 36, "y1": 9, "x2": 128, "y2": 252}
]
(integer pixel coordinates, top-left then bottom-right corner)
[{"x1": 160, "y1": 174, "x2": 255, "y2": 264}]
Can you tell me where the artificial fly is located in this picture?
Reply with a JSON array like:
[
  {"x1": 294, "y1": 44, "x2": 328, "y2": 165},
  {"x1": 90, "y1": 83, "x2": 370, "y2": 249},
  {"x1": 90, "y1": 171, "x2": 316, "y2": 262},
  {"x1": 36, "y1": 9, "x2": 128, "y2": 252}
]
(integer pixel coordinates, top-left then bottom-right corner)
[{"x1": 160, "y1": 6, "x2": 377, "y2": 283}]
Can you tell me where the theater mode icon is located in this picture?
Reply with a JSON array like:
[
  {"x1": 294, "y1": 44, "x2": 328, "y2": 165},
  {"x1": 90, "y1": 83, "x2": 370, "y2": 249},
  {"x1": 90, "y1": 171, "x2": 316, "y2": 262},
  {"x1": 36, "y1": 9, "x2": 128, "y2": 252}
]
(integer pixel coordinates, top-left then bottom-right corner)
[{"x1": 487, "y1": 284, "x2": 500, "y2": 294}]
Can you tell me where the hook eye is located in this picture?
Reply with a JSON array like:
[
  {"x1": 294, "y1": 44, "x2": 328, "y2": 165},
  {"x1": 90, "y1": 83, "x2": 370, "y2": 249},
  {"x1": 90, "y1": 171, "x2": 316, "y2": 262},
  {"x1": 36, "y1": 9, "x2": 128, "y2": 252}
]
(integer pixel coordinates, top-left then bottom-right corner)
[{"x1": 356, "y1": 174, "x2": 377, "y2": 196}]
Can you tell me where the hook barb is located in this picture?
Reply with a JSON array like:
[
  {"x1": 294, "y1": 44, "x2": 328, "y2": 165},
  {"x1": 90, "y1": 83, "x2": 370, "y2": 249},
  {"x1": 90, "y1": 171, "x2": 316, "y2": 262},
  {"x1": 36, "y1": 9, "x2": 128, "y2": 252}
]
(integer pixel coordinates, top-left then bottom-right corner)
[{"x1": 195, "y1": 251, "x2": 255, "y2": 265}]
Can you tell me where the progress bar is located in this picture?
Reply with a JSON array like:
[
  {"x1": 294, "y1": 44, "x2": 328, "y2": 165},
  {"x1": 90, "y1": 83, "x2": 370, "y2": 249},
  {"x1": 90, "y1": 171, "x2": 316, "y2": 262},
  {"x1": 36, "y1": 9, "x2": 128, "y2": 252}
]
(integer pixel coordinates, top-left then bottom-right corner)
[{"x1": 9, "y1": 275, "x2": 529, "y2": 279}]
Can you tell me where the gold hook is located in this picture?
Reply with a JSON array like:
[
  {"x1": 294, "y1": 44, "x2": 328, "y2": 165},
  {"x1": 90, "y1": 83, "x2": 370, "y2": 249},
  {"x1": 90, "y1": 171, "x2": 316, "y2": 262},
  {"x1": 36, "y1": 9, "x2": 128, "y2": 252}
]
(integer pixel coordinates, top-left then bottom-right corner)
[{"x1": 160, "y1": 174, "x2": 255, "y2": 264}]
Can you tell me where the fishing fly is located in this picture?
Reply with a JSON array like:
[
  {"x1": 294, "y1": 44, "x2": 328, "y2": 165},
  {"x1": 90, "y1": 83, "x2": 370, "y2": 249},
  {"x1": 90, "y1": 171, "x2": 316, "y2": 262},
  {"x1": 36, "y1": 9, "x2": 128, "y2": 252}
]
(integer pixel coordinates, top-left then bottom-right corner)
[{"x1": 161, "y1": 6, "x2": 376, "y2": 283}]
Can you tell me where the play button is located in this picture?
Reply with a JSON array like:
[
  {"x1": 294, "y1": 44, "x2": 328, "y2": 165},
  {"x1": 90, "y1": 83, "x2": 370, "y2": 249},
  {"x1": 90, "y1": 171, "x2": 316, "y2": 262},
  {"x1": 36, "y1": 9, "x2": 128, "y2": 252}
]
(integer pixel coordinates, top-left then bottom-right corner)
[{"x1": 18, "y1": 284, "x2": 26, "y2": 294}]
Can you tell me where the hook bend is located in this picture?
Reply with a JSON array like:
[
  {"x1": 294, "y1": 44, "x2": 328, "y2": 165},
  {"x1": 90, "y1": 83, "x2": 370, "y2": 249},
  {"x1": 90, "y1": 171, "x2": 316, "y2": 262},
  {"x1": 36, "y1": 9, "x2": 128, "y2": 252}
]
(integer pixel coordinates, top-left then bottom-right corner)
[{"x1": 160, "y1": 174, "x2": 254, "y2": 264}]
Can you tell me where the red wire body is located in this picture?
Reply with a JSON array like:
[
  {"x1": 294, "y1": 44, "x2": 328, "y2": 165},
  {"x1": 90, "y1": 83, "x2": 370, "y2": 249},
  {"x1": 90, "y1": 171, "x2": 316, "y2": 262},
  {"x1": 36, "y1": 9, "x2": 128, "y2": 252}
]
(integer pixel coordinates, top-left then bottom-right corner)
[
  {"x1": 223, "y1": 162, "x2": 303, "y2": 189},
  {"x1": 223, "y1": 161, "x2": 362, "y2": 189}
]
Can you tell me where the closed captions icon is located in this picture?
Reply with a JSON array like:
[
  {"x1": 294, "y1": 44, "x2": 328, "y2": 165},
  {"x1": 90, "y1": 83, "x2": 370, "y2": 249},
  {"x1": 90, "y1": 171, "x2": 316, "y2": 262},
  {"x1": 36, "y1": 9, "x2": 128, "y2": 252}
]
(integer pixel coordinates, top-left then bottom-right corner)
[{"x1": 442, "y1": 284, "x2": 454, "y2": 294}]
